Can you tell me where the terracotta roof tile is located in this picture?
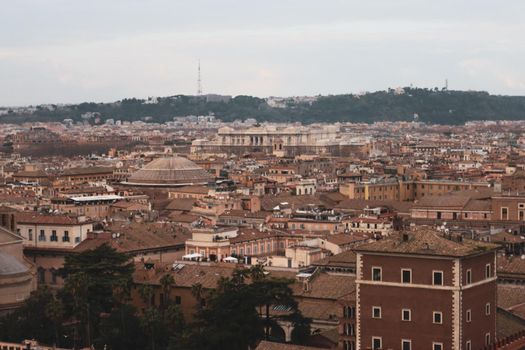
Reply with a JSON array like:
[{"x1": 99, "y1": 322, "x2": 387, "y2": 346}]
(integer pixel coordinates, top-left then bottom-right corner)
[{"x1": 354, "y1": 229, "x2": 499, "y2": 257}]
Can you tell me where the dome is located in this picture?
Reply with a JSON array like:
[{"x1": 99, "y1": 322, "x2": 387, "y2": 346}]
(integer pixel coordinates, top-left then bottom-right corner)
[
  {"x1": 0, "y1": 252, "x2": 28, "y2": 276},
  {"x1": 125, "y1": 156, "x2": 213, "y2": 187}
]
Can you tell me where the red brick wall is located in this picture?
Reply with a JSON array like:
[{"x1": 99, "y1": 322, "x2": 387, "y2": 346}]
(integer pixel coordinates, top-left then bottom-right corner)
[
  {"x1": 461, "y1": 280, "x2": 497, "y2": 350},
  {"x1": 359, "y1": 284, "x2": 454, "y2": 349},
  {"x1": 358, "y1": 251, "x2": 497, "y2": 349},
  {"x1": 461, "y1": 253, "x2": 495, "y2": 285},
  {"x1": 361, "y1": 254, "x2": 455, "y2": 286}
]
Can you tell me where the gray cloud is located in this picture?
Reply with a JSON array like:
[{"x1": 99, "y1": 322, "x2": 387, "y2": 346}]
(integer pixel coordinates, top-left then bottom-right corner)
[{"x1": 1, "y1": 0, "x2": 524, "y2": 105}]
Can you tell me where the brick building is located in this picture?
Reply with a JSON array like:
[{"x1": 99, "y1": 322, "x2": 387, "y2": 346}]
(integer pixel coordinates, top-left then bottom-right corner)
[{"x1": 354, "y1": 229, "x2": 499, "y2": 350}]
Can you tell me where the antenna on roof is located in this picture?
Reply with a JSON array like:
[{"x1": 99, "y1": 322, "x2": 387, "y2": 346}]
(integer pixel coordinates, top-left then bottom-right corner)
[{"x1": 197, "y1": 59, "x2": 203, "y2": 96}]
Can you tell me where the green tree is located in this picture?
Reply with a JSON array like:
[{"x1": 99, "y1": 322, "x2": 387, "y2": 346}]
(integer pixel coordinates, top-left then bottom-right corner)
[
  {"x1": 159, "y1": 274, "x2": 175, "y2": 306},
  {"x1": 186, "y1": 267, "x2": 310, "y2": 350},
  {"x1": 139, "y1": 297, "x2": 185, "y2": 350},
  {"x1": 0, "y1": 287, "x2": 65, "y2": 346},
  {"x1": 191, "y1": 282, "x2": 206, "y2": 311},
  {"x1": 59, "y1": 244, "x2": 135, "y2": 348},
  {"x1": 96, "y1": 304, "x2": 147, "y2": 350}
]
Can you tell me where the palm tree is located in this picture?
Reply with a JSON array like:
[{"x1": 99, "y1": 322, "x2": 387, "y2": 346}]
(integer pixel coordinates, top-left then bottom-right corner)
[
  {"x1": 252, "y1": 278, "x2": 297, "y2": 341},
  {"x1": 44, "y1": 294, "x2": 64, "y2": 347},
  {"x1": 139, "y1": 284, "x2": 154, "y2": 306},
  {"x1": 191, "y1": 283, "x2": 205, "y2": 310},
  {"x1": 231, "y1": 267, "x2": 250, "y2": 287},
  {"x1": 160, "y1": 274, "x2": 175, "y2": 306},
  {"x1": 249, "y1": 264, "x2": 266, "y2": 282}
]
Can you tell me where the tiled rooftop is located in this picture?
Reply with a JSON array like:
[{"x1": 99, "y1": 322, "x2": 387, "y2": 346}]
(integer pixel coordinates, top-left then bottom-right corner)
[{"x1": 354, "y1": 228, "x2": 499, "y2": 257}]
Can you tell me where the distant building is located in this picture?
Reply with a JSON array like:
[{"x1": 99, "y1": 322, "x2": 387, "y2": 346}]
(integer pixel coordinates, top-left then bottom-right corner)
[
  {"x1": 340, "y1": 179, "x2": 490, "y2": 201},
  {"x1": 191, "y1": 124, "x2": 343, "y2": 157},
  {"x1": 123, "y1": 156, "x2": 213, "y2": 188}
]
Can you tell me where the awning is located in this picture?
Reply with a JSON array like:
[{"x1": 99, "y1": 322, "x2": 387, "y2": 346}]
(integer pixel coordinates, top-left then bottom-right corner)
[
  {"x1": 182, "y1": 253, "x2": 203, "y2": 259},
  {"x1": 223, "y1": 256, "x2": 238, "y2": 263}
]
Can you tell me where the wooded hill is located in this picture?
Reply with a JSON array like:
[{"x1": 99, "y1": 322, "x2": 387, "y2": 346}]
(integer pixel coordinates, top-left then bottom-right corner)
[{"x1": 3, "y1": 87, "x2": 525, "y2": 125}]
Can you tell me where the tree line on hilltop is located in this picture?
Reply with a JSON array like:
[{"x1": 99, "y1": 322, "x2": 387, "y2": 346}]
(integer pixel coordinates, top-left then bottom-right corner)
[{"x1": 3, "y1": 87, "x2": 525, "y2": 125}]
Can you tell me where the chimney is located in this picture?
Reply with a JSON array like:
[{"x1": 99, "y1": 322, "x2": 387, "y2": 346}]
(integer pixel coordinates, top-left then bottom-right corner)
[{"x1": 303, "y1": 280, "x2": 310, "y2": 292}]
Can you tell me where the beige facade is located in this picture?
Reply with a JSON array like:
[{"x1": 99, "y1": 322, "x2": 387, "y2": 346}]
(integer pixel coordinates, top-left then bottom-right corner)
[
  {"x1": 269, "y1": 245, "x2": 326, "y2": 268},
  {"x1": 340, "y1": 179, "x2": 490, "y2": 201},
  {"x1": 191, "y1": 124, "x2": 343, "y2": 156},
  {"x1": 185, "y1": 227, "x2": 239, "y2": 261},
  {"x1": 17, "y1": 216, "x2": 94, "y2": 249}
]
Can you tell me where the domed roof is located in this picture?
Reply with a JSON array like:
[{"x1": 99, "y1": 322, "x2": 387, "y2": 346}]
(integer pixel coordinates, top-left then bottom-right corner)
[
  {"x1": 0, "y1": 252, "x2": 28, "y2": 276},
  {"x1": 125, "y1": 156, "x2": 213, "y2": 186}
]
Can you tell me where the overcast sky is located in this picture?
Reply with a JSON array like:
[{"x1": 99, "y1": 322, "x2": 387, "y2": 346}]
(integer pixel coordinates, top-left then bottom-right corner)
[{"x1": 1, "y1": 0, "x2": 524, "y2": 106}]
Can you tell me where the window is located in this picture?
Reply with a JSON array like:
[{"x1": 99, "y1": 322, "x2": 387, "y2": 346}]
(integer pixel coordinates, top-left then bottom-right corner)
[
  {"x1": 344, "y1": 306, "x2": 355, "y2": 319},
  {"x1": 502, "y1": 207, "x2": 509, "y2": 220},
  {"x1": 175, "y1": 296, "x2": 181, "y2": 305},
  {"x1": 63, "y1": 230, "x2": 70, "y2": 242},
  {"x1": 485, "y1": 333, "x2": 491, "y2": 346},
  {"x1": 433, "y1": 271, "x2": 443, "y2": 286},
  {"x1": 38, "y1": 229, "x2": 46, "y2": 241},
  {"x1": 466, "y1": 309, "x2": 471, "y2": 322},
  {"x1": 50, "y1": 230, "x2": 58, "y2": 242},
  {"x1": 433, "y1": 342, "x2": 443, "y2": 350},
  {"x1": 466, "y1": 269, "x2": 472, "y2": 284},
  {"x1": 343, "y1": 341, "x2": 355, "y2": 350},
  {"x1": 485, "y1": 264, "x2": 491, "y2": 278},
  {"x1": 486, "y1": 302, "x2": 491, "y2": 315},
  {"x1": 402, "y1": 309, "x2": 411, "y2": 321},
  {"x1": 401, "y1": 269, "x2": 412, "y2": 283},
  {"x1": 372, "y1": 306, "x2": 381, "y2": 319},
  {"x1": 372, "y1": 267, "x2": 382, "y2": 281},
  {"x1": 433, "y1": 311, "x2": 443, "y2": 324},
  {"x1": 401, "y1": 339, "x2": 411, "y2": 350},
  {"x1": 28, "y1": 229, "x2": 33, "y2": 241},
  {"x1": 466, "y1": 340, "x2": 471, "y2": 350},
  {"x1": 344, "y1": 323, "x2": 354, "y2": 336},
  {"x1": 372, "y1": 337, "x2": 382, "y2": 350},
  {"x1": 75, "y1": 236, "x2": 81, "y2": 243}
]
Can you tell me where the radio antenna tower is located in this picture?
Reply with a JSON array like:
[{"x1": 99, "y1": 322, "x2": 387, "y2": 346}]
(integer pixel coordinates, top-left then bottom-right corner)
[{"x1": 197, "y1": 59, "x2": 202, "y2": 96}]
